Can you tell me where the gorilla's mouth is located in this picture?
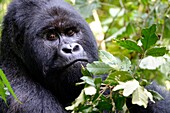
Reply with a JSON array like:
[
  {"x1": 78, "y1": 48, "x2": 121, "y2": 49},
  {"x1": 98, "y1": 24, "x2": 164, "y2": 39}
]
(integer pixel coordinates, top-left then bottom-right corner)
[
  {"x1": 64, "y1": 58, "x2": 88, "y2": 69},
  {"x1": 50, "y1": 57, "x2": 89, "y2": 71},
  {"x1": 46, "y1": 58, "x2": 88, "y2": 76}
]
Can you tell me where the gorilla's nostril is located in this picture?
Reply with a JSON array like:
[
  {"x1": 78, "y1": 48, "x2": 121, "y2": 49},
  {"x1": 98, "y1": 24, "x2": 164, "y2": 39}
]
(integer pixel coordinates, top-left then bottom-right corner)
[
  {"x1": 62, "y1": 48, "x2": 72, "y2": 53},
  {"x1": 61, "y1": 43, "x2": 82, "y2": 54},
  {"x1": 73, "y1": 45, "x2": 79, "y2": 52}
]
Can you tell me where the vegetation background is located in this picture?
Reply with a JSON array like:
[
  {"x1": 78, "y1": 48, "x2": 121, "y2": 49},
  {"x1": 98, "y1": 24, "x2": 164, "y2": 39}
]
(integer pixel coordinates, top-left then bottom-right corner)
[{"x1": 0, "y1": 0, "x2": 170, "y2": 112}]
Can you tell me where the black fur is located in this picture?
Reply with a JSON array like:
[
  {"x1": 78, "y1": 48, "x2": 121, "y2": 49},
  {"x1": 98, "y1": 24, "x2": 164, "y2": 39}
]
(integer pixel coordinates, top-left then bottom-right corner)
[{"x1": 0, "y1": 0, "x2": 98, "y2": 112}]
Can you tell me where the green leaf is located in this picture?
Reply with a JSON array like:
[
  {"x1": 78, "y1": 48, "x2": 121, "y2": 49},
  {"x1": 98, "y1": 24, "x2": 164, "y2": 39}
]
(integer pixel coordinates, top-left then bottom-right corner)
[
  {"x1": 141, "y1": 24, "x2": 158, "y2": 50},
  {"x1": 146, "y1": 47, "x2": 168, "y2": 57},
  {"x1": 113, "y1": 79, "x2": 139, "y2": 97},
  {"x1": 113, "y1": 93, "x2": 126, "y2": 110},
  {"x1": 0, "y1": 69, "x2": 21, "y2": 103},
  {"x1": 149, "y1": 90, "x2": 164, "y2": 101},
  {"x1": 86, "y1": 61, "x2": 113, "y2": 75},
  {"x1": 104, "y1": 71, "x2": 133, "y2": 85},
  {"x1": 121, "y1": 57, "x2": 132, "y2": 72},
  {"x1": 80, "y1": 76, "x2": 95, "y2": 86},
  {"x1": 99, "y1": 50, "x2": 132, "y2": 71},
  {"x1": 144, "y1": 89, "x2": 155, "y2": 103},
  {"x1": 163, "y1": 17, "x2": 170, "y2": 39},
  {"x1": 104, "y1": 76, "x2": 117, "y2": 86},
  {"x1": 139, "y1": 56, "x2": 165, "y2": 70},
  {"x1": 115, "y1": 97, "x2": 125, "y2": 110},
  {"x1": 79, "y1": 105, "x2": 94, "y2": 112},
  {"x1": 94, "y1": 78, "x2": 102, "y2": 89},
  {"x1": 160, "y1": 56, "x2": 170, "y2": 76},
  {"x1": 141, "y1": 0, "x2": 149, "y2": 5},
  {"x1": 81, "y1": 65, "x2": 92, "y2": 76},
  {"x1": 97, "y1": 96, "x2": 112, "y2": 111},
  {"x1": 0, "y1": 80, "x2": 6, "y2": 103},
  {"x1": 99, "y1": 50, "x2": 121, "y2": 68},
  {"x1": 117, "y1": 40, "x2": 142, "y2": 52},
  {"x1": 132, "y1": 86, "x2": 148, "y2": 108}
]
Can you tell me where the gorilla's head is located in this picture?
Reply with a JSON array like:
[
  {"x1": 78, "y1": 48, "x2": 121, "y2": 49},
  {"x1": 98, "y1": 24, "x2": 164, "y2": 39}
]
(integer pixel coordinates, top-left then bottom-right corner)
[{"x1": 1, "y1": 0, "x2": 98, "y2": 106}]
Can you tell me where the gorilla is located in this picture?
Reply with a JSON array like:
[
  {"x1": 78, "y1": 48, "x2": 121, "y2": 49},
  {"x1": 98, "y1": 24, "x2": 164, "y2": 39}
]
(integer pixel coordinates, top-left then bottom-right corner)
[
  {"x1": 0, "y1": 0, "x2": 98, "y2": 112},
  {"x1": 0, "y1": 0, "x2": 170, "y2": 113}
]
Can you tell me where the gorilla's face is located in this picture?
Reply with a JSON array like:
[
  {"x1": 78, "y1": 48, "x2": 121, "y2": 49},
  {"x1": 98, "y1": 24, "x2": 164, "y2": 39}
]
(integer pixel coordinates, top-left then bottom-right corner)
[
  {"x1": 25, "y1": 18, "x2": 87, "y2": 75},
  {"x1": 19, "y1": 3, "x2": 98, "y2": 84}
]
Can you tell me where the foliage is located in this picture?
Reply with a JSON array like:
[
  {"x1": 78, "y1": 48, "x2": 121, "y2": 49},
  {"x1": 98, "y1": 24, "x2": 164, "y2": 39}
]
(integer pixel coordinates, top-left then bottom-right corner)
[
  {"x1": 0, "y1": 69, "x2": 20, "y2": 104},
  {"x1": 0, "y1": 0, "x2": 170, "y2": 112},
  {"x1": 68, "y1": 0, "x2": 170, "y2": 91},
  {"x1": 0, "y1": 0, "x2": 11, "y2": 37},
  {"x1": 65, "y1": 1, "x2": 170, "y2": 112},
  {"x1": 66, "y1": 24, "x2": 168, "y2": 112},
  {"x1": 69, "y1": 0, "x2": 170, "y2": 53}
]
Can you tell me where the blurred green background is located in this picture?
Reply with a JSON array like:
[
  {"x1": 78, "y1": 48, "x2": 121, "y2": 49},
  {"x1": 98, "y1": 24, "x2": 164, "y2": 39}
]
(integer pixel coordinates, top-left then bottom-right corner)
[{"x1": 0, "y1": 0, "x2": 11, "y2": 36}]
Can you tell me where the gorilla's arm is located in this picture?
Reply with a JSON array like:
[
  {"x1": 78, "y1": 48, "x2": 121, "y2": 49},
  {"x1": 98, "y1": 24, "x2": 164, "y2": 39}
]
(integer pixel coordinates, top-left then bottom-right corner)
[
  {"x1": 127, "y1": 82, "x2": 170, "y2": 113},
  {"x1": 0, "y1": 63, "x2": 66, "y2": 113}
]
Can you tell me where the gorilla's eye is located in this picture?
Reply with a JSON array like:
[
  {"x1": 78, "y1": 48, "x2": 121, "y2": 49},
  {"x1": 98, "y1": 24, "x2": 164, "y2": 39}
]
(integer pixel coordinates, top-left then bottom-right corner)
[
  {"x1": 66, "y1": 29, "x2": 75, "y2": 37},
  {"x1": 46, "y1": 33, "x2": 58, "y2": 41}
]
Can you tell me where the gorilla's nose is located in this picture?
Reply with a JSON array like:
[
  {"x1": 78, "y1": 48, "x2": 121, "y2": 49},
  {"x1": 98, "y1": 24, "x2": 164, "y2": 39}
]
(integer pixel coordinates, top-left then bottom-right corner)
[{"x1": 60, "y1": 43, "x2": 84, "y2": 56}]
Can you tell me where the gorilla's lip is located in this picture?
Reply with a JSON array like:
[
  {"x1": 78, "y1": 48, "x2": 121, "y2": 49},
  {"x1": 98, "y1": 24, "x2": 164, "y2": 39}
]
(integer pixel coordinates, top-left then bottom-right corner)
[
  {"x1": 50, "y1": 57, "x2": 89, "y2": 71},
  {"x1": 64, "y1": 58, "x2": 88, "y2": 68}
]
